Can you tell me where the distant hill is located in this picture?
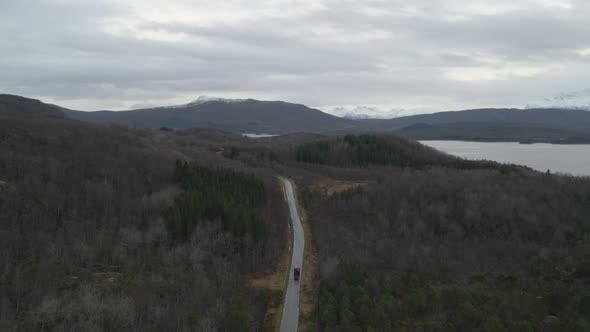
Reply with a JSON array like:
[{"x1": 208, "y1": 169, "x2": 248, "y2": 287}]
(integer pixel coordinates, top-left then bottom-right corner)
[
  {"x1": 359, "y1": 108, "x2": 590, "y2": 143},
  {"x1": 360, "y1": 108, "x2": 590, "y2": 132},
  {"x1": 4, "y1": 94, "x2": 590, "y2": 143},
  {"x1": 64, "y1": 98, "x2": 358, "y2": 134},
  {"x1": 397, "y1": 122, "x2": 590, "y2": 144},
  {"x1": 0, "y1": 94, "x2": 65, "y2": 118}
]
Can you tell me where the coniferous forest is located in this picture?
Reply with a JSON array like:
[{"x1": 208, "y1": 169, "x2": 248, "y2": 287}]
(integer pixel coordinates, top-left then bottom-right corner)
[
  {"x1": 295, "y1": 134, "x2": 530, "y2": 172},
  {"x1": 167, "y1": 161, "x2": 267, "y2": 244}
]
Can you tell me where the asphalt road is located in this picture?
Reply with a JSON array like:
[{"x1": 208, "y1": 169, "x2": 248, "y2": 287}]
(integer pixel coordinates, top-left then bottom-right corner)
[{"x1": 279, "y1": 177, "x2": 305, "y2": 332}]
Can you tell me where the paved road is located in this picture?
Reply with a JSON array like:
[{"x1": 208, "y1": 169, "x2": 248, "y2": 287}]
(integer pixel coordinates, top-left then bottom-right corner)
[{"x1": 279, "y1": 177, "x2": 305, "y2": 332}]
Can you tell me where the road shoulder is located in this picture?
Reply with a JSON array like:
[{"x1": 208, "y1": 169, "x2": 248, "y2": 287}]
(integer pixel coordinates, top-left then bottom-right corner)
[
  {"x1": 291, "y1": 181, "x2": 320, "y2": 332},
  {"x1": 248, "y1": 178, "x2": 292, "y2": 331}
]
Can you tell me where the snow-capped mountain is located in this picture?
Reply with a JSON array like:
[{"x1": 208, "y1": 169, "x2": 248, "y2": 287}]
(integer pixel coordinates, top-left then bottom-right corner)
[
  {"x1": 161, "y1": 96, "x2": 247, "y2": 109},
  {"x1": 526, "y1": 89, "x2": 590, "y2": 110},
  {"x1": 187, "y1": 96, "x2": 247, "y2": 106},
  {"x1": 325, "y1": 105, "x2": 408, "y2": 119}
]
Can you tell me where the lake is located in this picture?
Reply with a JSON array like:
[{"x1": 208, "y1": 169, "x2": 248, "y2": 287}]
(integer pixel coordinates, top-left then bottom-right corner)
[
  {"x1": 242, "y1": 133, "x2": 278, "y2": 138},
  {"x1": 421, "y1": 141, "x2": 590, "y2": 176}
]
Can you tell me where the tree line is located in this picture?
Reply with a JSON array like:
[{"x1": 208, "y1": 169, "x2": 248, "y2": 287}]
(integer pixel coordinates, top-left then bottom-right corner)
[{"x1": 295, "y1": 134, "x2": 529, "y2": 173}]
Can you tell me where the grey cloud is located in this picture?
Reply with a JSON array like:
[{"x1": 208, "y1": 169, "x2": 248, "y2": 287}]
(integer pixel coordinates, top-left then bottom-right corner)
[
  {"x1": 404, "y1": 13, "x2": 590, "y2": 56},
  {"x1": 1, "y1": 0, "x2": 589, "y2": 112}
]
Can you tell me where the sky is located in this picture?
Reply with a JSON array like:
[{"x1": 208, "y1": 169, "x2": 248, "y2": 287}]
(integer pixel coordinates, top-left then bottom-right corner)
[{"x1": 1, "y1": 0, "x2": 590, "y2": 116}]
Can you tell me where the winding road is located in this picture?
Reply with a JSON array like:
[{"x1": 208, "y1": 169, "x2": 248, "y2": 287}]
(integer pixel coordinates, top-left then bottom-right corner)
[{"x1": 279, "y1": 177, "x2": 305, "y2": 332}]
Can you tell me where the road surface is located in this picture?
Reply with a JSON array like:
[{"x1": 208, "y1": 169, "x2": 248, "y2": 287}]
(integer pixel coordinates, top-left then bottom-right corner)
[{"x1": 279, "y1": 177, "x2": 305, "y2": 332}]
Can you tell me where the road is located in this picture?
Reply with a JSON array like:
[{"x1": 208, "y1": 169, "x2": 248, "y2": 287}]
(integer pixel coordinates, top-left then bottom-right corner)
[{"x1": 279, "y1": 177, "x2": 305, "y2": 332}]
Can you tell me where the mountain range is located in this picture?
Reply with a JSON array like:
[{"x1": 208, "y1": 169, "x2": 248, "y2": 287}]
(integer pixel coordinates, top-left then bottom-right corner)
[
  {"x1": 526, "y1": 89, "x2": 590, "y2": 110},
  {"x1": 2, "y1": 93, "x2": 590, "y2": 143}
]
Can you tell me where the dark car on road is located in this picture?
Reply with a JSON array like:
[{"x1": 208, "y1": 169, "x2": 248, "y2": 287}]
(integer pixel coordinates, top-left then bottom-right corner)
[{"x1": 294, "y1": 267, "x2": 301, "y2": 281}]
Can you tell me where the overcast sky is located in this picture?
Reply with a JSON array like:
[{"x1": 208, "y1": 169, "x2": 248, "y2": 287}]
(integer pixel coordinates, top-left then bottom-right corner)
[{"x1": 2, "y1": 0, "x2": 590, "y2": 115}]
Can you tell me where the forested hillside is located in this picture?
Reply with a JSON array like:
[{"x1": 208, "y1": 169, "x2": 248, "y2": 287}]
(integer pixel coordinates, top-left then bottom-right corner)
[
  {"x1": 397, "y1": 122, "x2": 590, "y2": 144},
  {"x1": 294, "y1": 135, "x2": 590, "y2": 332},
  {"x1": 294, "y1": 134, "x2": 528, "y2": 172},
  {"x1": 0, "y1": 94, "x2": 65, "y2": 118},
  {"x1": 0, "y1": 110, "x2": 286, "y2": 331},
  {"x1": 3, "y1": 96, "x2": 590, "y2": 332},
  {"x1": 360, "y1": 107, "x2": 590, "y2": 134},
  {"x1": 64, "y1": 98, "x2": 358, "y2": 134},
  {"x1": 5, "y1": 94, "x2": 590, "y2": 144}
]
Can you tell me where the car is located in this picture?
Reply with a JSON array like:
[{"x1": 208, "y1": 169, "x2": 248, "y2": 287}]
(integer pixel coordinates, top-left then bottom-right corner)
[{"x1": 293, "y1": 267, "x2": 301, "y2": 281}]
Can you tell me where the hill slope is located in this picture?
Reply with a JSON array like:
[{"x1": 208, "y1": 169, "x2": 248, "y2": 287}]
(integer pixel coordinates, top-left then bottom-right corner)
[
  {"x1": 5, "y1": 94, "x2": 590, "y2": 142},
  {"x1": 292, "y1": 134, "x2": 530, "y2": 171},
  {"x1": 397, "y1": 122, "x2": 590, "y2": 143},
  {"x1": 361, "y1": 108, "x2": 590, "y2": 132},
  {"x1": 0, "y1": 108, "x2": 287, "y2": 331},
  {"x1": 0, "y1": 94, "x2": 65, "y2": 118},
  {"x1": 358, "y1": 108, "x2": 590, "y2": 142},
  {"x1": 64, "y1": 98, "x2": 358, "y2": 134}
]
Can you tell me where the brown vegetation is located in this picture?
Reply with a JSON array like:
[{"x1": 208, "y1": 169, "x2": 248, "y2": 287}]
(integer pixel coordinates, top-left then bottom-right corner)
[
  {"x1": 307, "y1": 178, "x2": 369, "y2": 196},
  {"x1": 294, "y1": 180, "x2": 320, "y2": 332},
  {"x1": 3, "y1": 95, "x2": 590, "y2": 332},
  {"x1": 297, "y1": 145, "x2": 590, "y2": 331},
  {"x1": 0, "y1": 111, "x2": 287, "y2": 331},
  {"x1": 248, "y1": 182, "x2": 292, "y2": 331}
]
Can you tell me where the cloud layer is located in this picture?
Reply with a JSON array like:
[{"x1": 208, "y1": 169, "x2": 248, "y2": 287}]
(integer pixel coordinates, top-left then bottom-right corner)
[{"x1": 1, "y1": 0, "x2": 589, "y2": 114}]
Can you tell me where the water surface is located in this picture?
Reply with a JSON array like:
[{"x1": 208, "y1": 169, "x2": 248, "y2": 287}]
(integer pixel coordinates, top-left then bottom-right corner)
[
  {"x1": 242, "y1": 133, "x2": 278, "y2": 138},
  {"x1": 421, "y1": 141, "x2": 590, "y2": 176}
]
